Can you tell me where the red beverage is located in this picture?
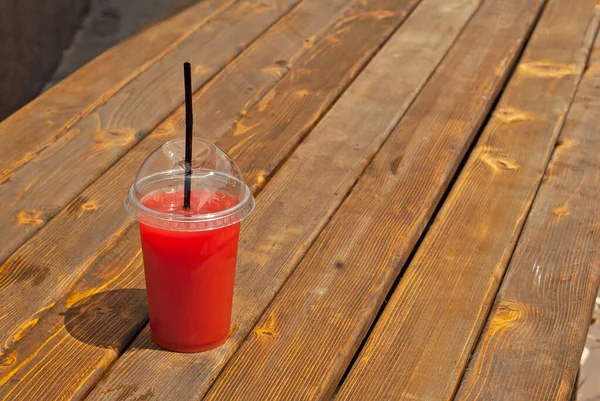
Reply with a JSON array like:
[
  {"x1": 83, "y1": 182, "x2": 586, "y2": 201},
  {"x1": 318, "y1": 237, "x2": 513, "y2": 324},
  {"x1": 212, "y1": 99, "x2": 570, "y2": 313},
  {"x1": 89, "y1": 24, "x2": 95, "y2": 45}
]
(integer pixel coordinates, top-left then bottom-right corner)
[
  {"x1": 139, "y1": 190, "x2": 241, "y2": 352},
  {"x1": 125, "y1": 137, "x2": 254, "y2": 353}
]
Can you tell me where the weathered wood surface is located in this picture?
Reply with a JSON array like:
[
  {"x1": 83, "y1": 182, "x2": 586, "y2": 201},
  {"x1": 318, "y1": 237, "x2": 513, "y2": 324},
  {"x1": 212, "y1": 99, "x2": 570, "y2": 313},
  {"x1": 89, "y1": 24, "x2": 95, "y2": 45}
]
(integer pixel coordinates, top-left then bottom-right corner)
[
  {"x1": 334, "y1": 0, "x2": 600, "y2": 399},
  {"x1": 455, "y1": 27, "x2": 600, "y2": 401},
  {"x1": 216, "y1": 0, "x2": 422, "y2": 193},
  {"x1": 0, "y1": 0, "x2": 455, "y2": 398},
  {"x1": 0, "y1": 225, "x2": 146, "y2": 400},
  {"x1": 0, "y1": 0, "x2": 301, "y2": 268},
  {"x1": 0, "y1": 0, "x2": 233, "y2": 184},
  {"x1": 0, "y1": 0, "x2": 419, "y2": 355},
  {"x1": 159, "y1": 0, "x2": 356, "y2": 143},
  {"x1": 86, "y1": 0, "x2": 479, "y2": 399},
  {"x1": 2, "y1": 0, "x2": 598, "y2": 399},
  {"x1": 202, "y1": 0, "x2": 546, "y2": 399}
]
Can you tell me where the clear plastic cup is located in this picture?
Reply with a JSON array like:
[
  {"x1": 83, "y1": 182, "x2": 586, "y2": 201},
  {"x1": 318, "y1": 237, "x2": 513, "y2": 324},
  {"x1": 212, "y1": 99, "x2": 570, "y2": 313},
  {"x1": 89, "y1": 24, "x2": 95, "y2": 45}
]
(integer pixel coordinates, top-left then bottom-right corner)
[{"x1": 125, "y1": 137, "x2": 254, "y2": 352}]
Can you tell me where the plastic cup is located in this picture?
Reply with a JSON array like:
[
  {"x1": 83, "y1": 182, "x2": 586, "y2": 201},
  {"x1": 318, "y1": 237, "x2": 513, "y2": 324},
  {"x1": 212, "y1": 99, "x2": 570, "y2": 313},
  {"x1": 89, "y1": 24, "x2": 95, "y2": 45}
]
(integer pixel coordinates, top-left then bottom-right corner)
[{"x1": 125, "y1": 137, "x2": 254, "y2": 352}]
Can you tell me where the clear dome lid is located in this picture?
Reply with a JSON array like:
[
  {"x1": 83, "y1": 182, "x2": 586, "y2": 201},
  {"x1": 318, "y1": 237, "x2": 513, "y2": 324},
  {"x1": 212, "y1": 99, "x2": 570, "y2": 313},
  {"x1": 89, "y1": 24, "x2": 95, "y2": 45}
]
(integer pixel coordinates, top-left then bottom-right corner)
[{"x1": 125, "y1": 137, "x2": 254, "y2": 231}]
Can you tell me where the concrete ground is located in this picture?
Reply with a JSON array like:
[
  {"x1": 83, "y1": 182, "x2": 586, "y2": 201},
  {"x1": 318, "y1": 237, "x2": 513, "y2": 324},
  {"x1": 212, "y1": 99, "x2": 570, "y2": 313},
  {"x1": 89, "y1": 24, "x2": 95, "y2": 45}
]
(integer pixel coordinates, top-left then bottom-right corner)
[{"x1": 0, "y1": 0, "x2": 85, "y2": 119}]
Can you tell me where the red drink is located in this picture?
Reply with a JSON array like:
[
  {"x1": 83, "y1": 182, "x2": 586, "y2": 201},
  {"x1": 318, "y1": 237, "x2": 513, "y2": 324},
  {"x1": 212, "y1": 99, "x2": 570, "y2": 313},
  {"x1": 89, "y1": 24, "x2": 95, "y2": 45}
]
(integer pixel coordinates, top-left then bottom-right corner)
[
  {"x1": 139, "y1": 190, "x2": 240, "y2": 352},
  {"x1": 125, "y1": 137, "x2": 254, "y2": 353}
]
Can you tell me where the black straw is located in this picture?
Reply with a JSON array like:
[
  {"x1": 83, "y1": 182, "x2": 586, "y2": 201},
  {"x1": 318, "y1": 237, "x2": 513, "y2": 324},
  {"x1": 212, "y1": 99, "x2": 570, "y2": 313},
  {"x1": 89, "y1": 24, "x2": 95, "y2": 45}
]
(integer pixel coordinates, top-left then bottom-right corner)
[{"x1": 183, "y1": 62, "x2": 193, "y2": 210}]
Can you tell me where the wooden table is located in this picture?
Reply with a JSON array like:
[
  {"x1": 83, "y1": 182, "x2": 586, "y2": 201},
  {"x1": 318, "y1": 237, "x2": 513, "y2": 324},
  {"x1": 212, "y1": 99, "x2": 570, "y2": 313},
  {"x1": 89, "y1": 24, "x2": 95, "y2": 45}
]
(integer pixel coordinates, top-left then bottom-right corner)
[{"x1": 1, "y1": 0, "x2": 599, "y2": 399}]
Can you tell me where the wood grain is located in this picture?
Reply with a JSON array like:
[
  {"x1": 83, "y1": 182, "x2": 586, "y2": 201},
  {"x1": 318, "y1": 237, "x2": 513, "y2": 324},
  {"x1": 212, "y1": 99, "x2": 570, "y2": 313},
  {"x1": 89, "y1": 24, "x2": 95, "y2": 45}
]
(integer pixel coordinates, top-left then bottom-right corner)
[
  {"x1": 0, "y1": 0, "x2": 468, "y2": 397},
  {"x1": 455, "y1": 26, "x2": 600, "y2": 401},
  {"x1": 0, "y1": 226, "x2": 146, "y2": 401},
  {"x1": 202, "y1": 0, "x2": 546, "y2": 399},
  {"x1": 86, "y1": 0, "x2": 479, "y2": 399},
  {"x1": 0, "y1": 0, "x2": 301, "y2": 268},
  {"x1": 0, "y1": 0, "x2": 234, "y2": 184},
  {"x1": 334, "y1": 0, "x2": 600, "y2": 399},
  {"x1": 215, "y1": 0, "x2": 420, "y2": 193},
  {"x1": 155, "y1": 0, "x2": 356, "y2": 142}
]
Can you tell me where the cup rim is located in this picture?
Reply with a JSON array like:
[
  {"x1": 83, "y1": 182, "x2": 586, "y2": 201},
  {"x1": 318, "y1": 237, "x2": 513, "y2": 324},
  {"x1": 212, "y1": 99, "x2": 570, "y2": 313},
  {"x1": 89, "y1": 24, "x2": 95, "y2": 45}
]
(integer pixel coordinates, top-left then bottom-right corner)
[{"x1": 125, "y1": 170, "x2": 254, "y2": 231}]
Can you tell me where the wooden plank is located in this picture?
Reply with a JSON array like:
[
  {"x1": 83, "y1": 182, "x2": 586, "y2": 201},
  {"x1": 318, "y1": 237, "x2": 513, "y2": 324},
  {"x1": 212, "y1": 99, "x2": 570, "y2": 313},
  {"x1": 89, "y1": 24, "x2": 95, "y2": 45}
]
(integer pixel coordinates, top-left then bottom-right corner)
[
  {"x1": 455, "y1": 28, "x2": 600, "y2": 401},
  {"x1": 0, "y1": 0, "x2": 301, "y2": 268},
  {"x1": 201, "y1": 0, "x2": 547, "y2": 399},
  {"x1": 211, "y1": 0, "x2": 426, "y2": 193},
  {"x1": 0, "y1": 0, "x2": 450, "y2": 398},
  {"x1": 0, "y1": 226, "x2": 146, "y2": 401},
  {"x1": 333, "y1": 0, "x2": 600, "y2": 400},
  {"x1": 153, "y1": 0, "x2": 357, "y2": 142},
  {"x1": 0, "y1": 0, "x2": 235, "y2": 184}
]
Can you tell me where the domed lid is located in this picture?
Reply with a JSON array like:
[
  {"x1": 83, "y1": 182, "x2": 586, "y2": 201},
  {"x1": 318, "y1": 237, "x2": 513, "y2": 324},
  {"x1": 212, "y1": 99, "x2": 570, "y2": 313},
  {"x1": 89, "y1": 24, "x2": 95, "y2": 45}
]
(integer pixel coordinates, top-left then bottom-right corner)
[{"x1": 125, "y1": 137, "x2": 254, "y2": 231}]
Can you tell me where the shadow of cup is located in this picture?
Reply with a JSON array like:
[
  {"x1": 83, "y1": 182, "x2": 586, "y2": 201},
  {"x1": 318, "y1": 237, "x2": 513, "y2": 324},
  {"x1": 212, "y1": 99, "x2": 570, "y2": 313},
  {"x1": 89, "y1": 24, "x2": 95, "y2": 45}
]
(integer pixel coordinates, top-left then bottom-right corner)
[{"x1": 64, "y1": 289, "x2": 149, "y2": 349}]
